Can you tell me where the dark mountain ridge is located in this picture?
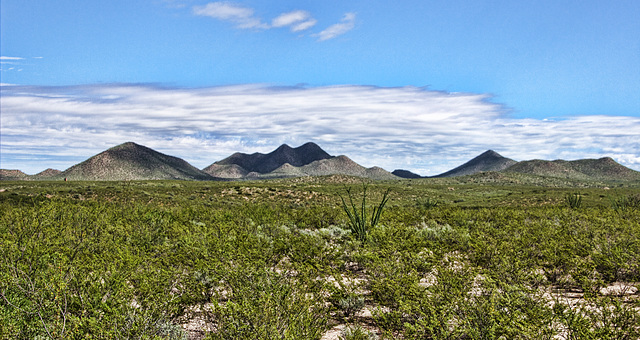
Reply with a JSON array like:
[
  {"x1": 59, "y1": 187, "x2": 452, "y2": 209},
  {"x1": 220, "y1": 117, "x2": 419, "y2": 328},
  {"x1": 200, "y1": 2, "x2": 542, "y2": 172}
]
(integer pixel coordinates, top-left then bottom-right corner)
[
  {"x1": 433, "y1": 150, "x2": 518, "y2": 178},
  {"x1": 392, "y1": 169, "x2": 422, "y2": 179},
  {"x1": 208, "y1": 142, "x2": 332, "y2": 174}
]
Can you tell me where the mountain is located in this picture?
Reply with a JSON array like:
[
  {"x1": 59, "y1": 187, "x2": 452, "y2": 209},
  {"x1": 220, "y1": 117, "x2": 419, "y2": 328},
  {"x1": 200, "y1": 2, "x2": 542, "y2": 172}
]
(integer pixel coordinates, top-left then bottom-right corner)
[
  {"x1": 392, "y1": 169, "x2": 422, "y2": 179},
  {"x1": 59, "y1": 142, "x2": 214, "y2": 181},
  {"x1": 296, "y1": 155, "x2": 397, "y2": 180},
  {"x1": 202, "y1": 164, "x2": 248, "y2": 179},
  {"x1": 207, "y1": 142, "x2": 332, "y2": 175},
  {"x1": 434, "y1": 150, "x2": 517, "y2": 178},
  {"x1": 33, "y1": 168, "x2": 63, "y2": 178},
  {"x1": 504, "y1": 157, "x2": 640, "y2": 181},
  {"x1": 0, "y1": 169, "x2": 29, "y2": 180},
  {"x1": 258, "y1": 156, "x2": 397, "y2": 180},
  {"x1": 206, "y1": 143, "x2": 398, "y2": 180}
]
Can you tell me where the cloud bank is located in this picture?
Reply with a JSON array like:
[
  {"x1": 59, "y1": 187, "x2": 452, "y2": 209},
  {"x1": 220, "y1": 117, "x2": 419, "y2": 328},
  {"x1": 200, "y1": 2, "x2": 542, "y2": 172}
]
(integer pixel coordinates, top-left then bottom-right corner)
[
  {"x1": 193, "y1": 2, "x2": 353, "y2": 40},
  {"x1": 1, "y1": 84, "x2": 639, "y2": 175}
]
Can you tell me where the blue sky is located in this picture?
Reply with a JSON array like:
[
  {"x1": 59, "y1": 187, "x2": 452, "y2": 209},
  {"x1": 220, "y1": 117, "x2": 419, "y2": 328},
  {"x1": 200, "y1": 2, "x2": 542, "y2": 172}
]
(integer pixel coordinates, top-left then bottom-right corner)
[{"x1": 1, "y1": 0, "x2": 639, "y2": 175}]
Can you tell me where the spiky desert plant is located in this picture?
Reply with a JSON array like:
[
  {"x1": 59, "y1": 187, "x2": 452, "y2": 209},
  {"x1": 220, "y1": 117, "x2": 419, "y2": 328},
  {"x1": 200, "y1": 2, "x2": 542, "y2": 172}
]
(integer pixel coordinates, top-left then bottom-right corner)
[
  {"x1": 339, "y1": 184, "x2": 390, "y2": 243},
  {"x1": 565, "y1": 192, "x2": 582, "y2": 209}
]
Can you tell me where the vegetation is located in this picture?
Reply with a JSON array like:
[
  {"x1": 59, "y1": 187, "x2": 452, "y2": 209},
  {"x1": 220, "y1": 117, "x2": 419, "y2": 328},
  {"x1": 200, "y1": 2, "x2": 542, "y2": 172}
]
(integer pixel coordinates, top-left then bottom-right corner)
[
  {"x1": 1, "y1": 177, "x2": 639, "y2": 339},
  {"x1": 565, "y1": 192, "x2": 583, "y2": 209},
  {"x1": 338, "y1": 184, "x2": 391, "y2": 243}
]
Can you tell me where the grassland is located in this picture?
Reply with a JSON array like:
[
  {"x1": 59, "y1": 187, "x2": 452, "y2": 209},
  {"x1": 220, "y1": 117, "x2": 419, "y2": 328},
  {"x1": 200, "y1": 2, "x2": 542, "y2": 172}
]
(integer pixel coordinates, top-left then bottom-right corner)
[{"x1": 1, "y1": 175, "x2": 639, "y2": 339}]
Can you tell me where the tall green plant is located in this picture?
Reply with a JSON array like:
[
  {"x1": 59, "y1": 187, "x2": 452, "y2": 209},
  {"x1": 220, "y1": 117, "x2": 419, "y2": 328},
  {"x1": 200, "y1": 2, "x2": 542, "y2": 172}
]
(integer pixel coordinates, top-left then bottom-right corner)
[
  {"x1": 565, "y1": 192, "x2": 582, "y2": 209},
  {"x1": 338, "y1": 184, "x2": 390, "y2": 243}
]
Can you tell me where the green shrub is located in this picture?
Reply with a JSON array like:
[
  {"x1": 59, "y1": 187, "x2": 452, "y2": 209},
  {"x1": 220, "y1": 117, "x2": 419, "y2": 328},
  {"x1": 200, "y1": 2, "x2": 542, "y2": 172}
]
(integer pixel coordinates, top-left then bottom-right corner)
[
  {"x1": 340, "y1": 325, "x2": 379, "y2": 340},
  {"x1": 204, "y1": 267, "x2": 329, "y2": 340},
  {"x1": 553, "y1": 296, "x2": 640, "y2": 339},
  {"x1": 415, "y1": 197, "x2": 439, "y2": 209},
  {"x1": 332, "y1": 293, "x2": 365, "y2": 319},
  {"x1": 610, "y1": 193, "x2": 640, "y2": 213}
]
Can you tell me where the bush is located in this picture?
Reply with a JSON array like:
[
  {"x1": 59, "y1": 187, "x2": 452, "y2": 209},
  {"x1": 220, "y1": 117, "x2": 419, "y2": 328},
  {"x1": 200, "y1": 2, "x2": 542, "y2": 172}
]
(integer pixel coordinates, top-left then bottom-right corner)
[{"x1": 340, "y1": 325, "x2": 379, "y2": 340}]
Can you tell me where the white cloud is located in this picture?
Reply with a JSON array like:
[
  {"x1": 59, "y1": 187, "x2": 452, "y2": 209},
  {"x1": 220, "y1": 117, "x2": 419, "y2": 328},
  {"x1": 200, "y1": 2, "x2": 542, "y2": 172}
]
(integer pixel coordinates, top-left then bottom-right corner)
[
  {"x1": 315, "y1": 12, "x2": 356, "y2": 41},
  {"x1": 272, "y1": 10, "x2": 317, "y2": 32},
  {"x1": 1, "y1": 84, "x2": 639, "y2": 175},
  {"x1": 193, "y1": 2, "x2": 268, "y2": 29},
  {"x1": 0, "y1": 56, "x2": 24, "y2": 60},
  {"x1": 192, "y1": 4, "x2": 353, "y2": 39}
]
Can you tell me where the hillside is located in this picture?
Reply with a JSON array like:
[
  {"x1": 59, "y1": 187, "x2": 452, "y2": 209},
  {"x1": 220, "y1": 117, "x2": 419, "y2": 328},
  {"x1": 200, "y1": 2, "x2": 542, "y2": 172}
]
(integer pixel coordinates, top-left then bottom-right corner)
[
  {"x1": 59, "y1": 142, "x2": 214, "y2": 181},
  {"x1": 204, "y1": 142, "x2": 396, "y2": 180},
  {"x1": 434, "y1": 150, "x2": 517, "y2": 178},
  {"x1": 33, "y1": 168, "x2": 63, "y2": 178},
  {"x1": 298, "y1": 155, "x2": 397, "y2": 180},
  {"x1": 242, "y1": 155, "x2": 398, "y2": 180},
  {"x1": 202, "y1": 164, "x2": 249, "y2": 179},
  {"x1": 0, "y1": 169, "x2": 29, "y2": 180},
  {"x1": 207, "y1": 142, "x2": 332, "y2": 174},
  {"x1": 504, "y1": 157, "x2": 640, "y2": 181}
]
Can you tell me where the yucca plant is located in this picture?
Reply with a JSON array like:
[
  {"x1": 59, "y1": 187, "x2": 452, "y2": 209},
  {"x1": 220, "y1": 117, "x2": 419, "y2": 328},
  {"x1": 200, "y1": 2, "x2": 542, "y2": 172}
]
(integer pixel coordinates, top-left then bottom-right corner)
[
  {"x1": 565, "y1": 192, "x2": 582, "y2": 209},
  {"x1": 339, "y1": 184, "x2": 390, "y2": 243}
]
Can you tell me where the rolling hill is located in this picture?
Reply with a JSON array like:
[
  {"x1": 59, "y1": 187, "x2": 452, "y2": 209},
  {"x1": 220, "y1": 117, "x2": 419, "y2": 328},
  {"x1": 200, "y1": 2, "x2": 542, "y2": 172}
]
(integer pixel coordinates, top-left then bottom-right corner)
[
  {"x1": 58, "y1": 142, "x2": 214, "y2": 181},
  {"x1": 504, "y1": 157, "x2": 640, "y2": 181}
]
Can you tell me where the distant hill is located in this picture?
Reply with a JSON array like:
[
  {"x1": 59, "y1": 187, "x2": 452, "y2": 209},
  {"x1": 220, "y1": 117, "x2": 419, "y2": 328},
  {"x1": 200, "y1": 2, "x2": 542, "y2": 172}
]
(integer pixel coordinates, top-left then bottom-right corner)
[
  {"x1": 392, "y1": 169, "x2": 422, "y2": 179},
  {"x1": 296, "y1": 155, "x2": 397, "y2": 180},
  {"x1": 3, "y1": 142, "x2": 639, "y2": 183},
  {"x1": 0, "y1": 169, "x2": 29, "y2": 180},
  {"x1": 59, "y1": 142, "x2": 214, "y2": 181},
  {"x1": 207, "y1": 142, "x2": 332, "y2": 174},
  {"x1": 33, "y1": 168, "x2": 63, "y2": 178},
  {"x1": 434, "y1": 150, "x2": 517, "y2": 178},
  {"x1": 209, "y1": 144, "x2": 398, "y2": 180},
  {"x1": 504, "y1": 157, "x2": 640, "y2": 181},
  {"x1": 202, "y1": 164, "x2": 249, "y2": 179}
]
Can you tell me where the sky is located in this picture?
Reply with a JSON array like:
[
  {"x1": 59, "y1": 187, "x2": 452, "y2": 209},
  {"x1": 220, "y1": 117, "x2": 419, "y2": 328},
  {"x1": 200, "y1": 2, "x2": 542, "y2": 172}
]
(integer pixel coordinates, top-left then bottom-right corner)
[{"x1": 1, "y1": 0, "x2": 639, "y2": 175}]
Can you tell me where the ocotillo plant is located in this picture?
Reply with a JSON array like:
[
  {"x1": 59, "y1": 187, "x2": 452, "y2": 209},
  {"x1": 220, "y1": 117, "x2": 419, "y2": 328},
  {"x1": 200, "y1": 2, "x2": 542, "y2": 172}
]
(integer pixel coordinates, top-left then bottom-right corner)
[{"x1": 339, "y1": 184, "x2": 390, "y2": 243}]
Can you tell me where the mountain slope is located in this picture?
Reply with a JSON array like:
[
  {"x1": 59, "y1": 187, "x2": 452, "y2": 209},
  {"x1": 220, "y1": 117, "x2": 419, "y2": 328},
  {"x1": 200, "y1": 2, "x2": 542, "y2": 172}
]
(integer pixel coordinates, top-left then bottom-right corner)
[
  {"x1": 280, "y1": 155, "x2": 397, "y2": 180},
  {"x1": 434, "y1": 150, "x2": 517, "y2": 178},
  {"x1": 0, "y1": 169, "x2": 29, "y2": 180},
  {"x1": 34, "y1": 168, "x2": 63, "y2": 178},
  {"x1": 202, "y1": 164, "x2": 249, "y2": 179},
  {"x1": 504, "y1": 157, "x2": 640, "y2": 181},
  {"x1": 207, "y1": 142, "x2": 332, "y2": 175},
  {"x1": 60, "y1": 142, "x2": 214, "y2": 181}
]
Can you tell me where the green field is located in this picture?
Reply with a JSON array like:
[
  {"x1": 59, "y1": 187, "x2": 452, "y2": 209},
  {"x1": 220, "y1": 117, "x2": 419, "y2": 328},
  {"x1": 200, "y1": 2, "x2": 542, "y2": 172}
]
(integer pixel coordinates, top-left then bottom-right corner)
[{"x1": 1, "y1": 176, "x2": 639, "y2": 339}]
